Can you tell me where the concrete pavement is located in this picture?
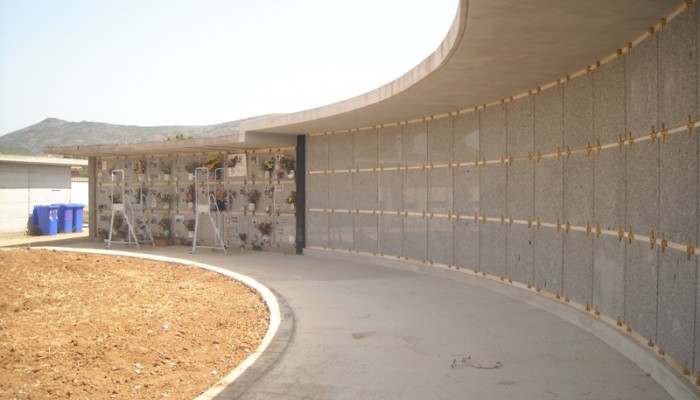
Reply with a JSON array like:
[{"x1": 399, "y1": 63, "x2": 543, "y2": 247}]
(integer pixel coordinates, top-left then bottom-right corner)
[{"x1": 3, "y1": 238, "x2": 691, "y2": 399}]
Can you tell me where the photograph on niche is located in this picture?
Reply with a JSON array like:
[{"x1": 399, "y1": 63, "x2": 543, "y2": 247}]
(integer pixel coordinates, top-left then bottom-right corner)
[{"x1": 227, "y1": 154, "x2": 248, "y2": 177}]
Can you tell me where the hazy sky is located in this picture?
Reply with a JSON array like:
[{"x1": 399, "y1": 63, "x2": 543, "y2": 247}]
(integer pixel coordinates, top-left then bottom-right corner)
[{"x1": 0, "y1": 0, "x2": 457, "y2": 135}]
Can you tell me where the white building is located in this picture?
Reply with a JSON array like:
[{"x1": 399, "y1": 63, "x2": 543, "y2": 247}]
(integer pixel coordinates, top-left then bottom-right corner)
[{"x1": 0, "y1": 154, "x2": 87, "y2": 235}]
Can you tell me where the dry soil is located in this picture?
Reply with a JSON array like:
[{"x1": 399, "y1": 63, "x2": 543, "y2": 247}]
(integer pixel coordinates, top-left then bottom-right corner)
[{"x1": 0, "y1": 248, "x2": 269, "y2": 399}]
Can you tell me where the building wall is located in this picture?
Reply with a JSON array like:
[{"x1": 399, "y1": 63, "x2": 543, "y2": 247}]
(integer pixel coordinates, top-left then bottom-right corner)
[
  {"x1": 92, "y1": 150, "x2": 297, "y2": 249},
  {"x1": 306, "y1": 6, "x2": 699, "y2": 374},
  {"x1": 71, "y1": 178, "x2": 89, "y2": 209},
  {"x1": 0, "y1": 163, "x2": 72, "y2": 234}
]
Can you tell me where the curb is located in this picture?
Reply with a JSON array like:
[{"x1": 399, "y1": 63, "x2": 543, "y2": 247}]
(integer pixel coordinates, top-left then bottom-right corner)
[{"x1": 32, "y1": 246, "x2": 293, "y2": 400}]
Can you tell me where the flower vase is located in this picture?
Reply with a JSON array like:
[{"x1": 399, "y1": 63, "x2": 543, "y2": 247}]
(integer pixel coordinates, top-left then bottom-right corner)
[
  {"x1": 287, "y1": 170, "x2": 295, "y2": 179},
  {"x1": 264, "y1": 170, "x2": 270, "y2": 179},
  {"x1": 248, "y1": 203, "x2": 256, "y2": 212},
  {"x1": 163, "y1": 174, "x2": 170, "y2": 181}
]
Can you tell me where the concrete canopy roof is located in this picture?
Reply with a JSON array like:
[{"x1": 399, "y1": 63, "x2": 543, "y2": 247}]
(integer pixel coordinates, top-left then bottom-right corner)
[
  {"x1": 45, "y1": 132, "x2": 297, "y2": 158},
  {"x1": 240, "y1": 0, "x2": 680, "y2": 136},
  {"x1": 46, "y1": 0, "x2": 681, "y2": 157}
]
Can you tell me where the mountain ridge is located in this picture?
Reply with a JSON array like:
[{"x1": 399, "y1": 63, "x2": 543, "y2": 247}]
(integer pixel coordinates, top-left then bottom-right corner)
[{"x1": 0, "y1": 116, "x2": 272, "y2": 156}]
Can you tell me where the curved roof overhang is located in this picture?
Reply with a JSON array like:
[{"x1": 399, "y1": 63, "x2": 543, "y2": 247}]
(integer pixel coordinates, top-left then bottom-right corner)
[{"x1": 241, "y1": 0, "x2": 681, "y2": 136}]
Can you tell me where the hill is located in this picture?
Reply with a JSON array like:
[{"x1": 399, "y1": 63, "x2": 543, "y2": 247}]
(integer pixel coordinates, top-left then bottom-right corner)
[{"x1": 0, "y1": 116, "x2": 270, "y2": 156}]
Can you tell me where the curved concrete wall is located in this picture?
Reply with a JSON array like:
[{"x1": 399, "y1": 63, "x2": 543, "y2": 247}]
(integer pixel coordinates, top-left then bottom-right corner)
[{"x1": 305, "y1": 6, "x2": 699, "y2": 377}]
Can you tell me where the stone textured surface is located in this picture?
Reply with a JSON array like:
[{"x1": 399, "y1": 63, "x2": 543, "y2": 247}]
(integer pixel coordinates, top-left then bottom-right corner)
[
  {"x1": 659, "y1": 134, "x2": 697, "y2": 245},
  {"x1": 353, "y1": 129, "x2": 378, "y2": 169},
  {"x1": 329, "y1": 212, "x2": 353, "y2": 251},
  {"x1": 328, "y1": 174, "x2": 353, "y2": 210},
  {"x1": 624, "y1": 242, "x2": 658, "y2": 341},
  {"x1": 428, "y1": 117, "x2": 453, "y2": 163},
  {"x1": 593, "y1": 56, "x2": 626, "y2": 143},
  {"x1": 328, "y1": 132, "x2": 354, "y2": 170},
  {"x1": 453, "y1": 112, "x2": 480, "y2": 163},
  {"x1": 533, "y1": 229, "x2": 563, "y2": 293},
  {"x1": 507, "y1": 224, "x2": 534, "y2": 284},
  {"x1": 428, "y1": 169, "x2": 452, "y2": 214},
  {"x1": 534, "y1": 159, "x2": 563, "y2": 222},
  {"x1": 658, "y1": 9, "x2": 698, "y2": 128},
  {"x1": 534, "y1": 86, "x2": 563, "y2": 154},
  {"x1": 306, "y1": 174, "x2": 328, "y2": 209},
  {"x1": 563, "y1": 74, "x2": 593, "y2": 148},
  {"x1": 563, "y1": 156, "x2": 593, "y2": 227},
  {"x1": 378, "y1": 214, "x2": 402, "y2": 257},
  {"x1": 427, "y1": 218, "x2": 453, "y2": 266},
  {"x1": 625, "y1": 36, "x2": 659, "y2": 137},
  {"x1": 697, "y1": 3, "x2": 700, "y2": 375},
  {"x1": 453, "y1": 219, "x2": 479, "y2": 270},
  {"x1": 593, "y1": 149, "x2": 625, "y2": 232},
  {"x1": 306, "y1": 135, "x2": 328, "y2": 171},
  {"x1": 353, "y1": 213, "x2": 378, "y2": 254},
  {"x1": 562, "y1": 234, "x2": 594, "y2": 306},
  {"x1": 403, "y1": 216, "x2": 427, "y2": 262},
  {"x1": 507, "y1": 98, "x2": 535, "y2": 220},
  {"x1": 378, "y1": 171, "x2": 402, "y2": 211},
  {"x1": 657, "y1": 251, "x2": 696, "y2": 369},
  {"x1": 480, "y1": 223, "x2": 506, "y2": 277},
  {"x1": 453, "y1": 165, "x2": 479, "y2": 216},
  {"x1": 480, "y1": 105, "x2": 507, "y2": 160},
  {"x1": 480, "y1": 165, "x2": 505, "y2": 216},
  {"x1": 403, "y1": 170, "x2": 427, "y2": 212},
  {"x1": 377, "y1": 125, "x2": 403, "y2": 166},
  {"x1": 353, "y1": 172, "x2": 378, "y2": 211},
  {"x1": 593, "y1": 237, "x2": 626, "y2": 319},
  {"x1": 307, "y1": 212, "x2": 328, "y2": 248},
  {"x1": 403, "y1": 122, "x2": 428, "y2": 165}
]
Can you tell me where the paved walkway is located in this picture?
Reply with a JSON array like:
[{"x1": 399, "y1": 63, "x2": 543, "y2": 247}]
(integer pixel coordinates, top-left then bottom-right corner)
[{"x1": 2, "y1": 238, "x2": 689, "y2": 399}]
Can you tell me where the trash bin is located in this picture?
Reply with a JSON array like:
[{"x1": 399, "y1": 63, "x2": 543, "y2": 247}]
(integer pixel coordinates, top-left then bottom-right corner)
[
  {"x1": 72, "y1": 203, "x2": 85, "y2": 233},
  {"x1": 33, "y1": 205, "x2": 58, "y2": 236},
  {"x1": 53, "y1": 203, "x2": 74, "y2": 233}
]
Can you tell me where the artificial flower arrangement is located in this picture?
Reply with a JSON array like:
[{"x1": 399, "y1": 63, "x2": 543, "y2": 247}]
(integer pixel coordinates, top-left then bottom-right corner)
[
  {"x1": 286, "y1": 191, "x2": 296, "y2": 205},
  {"x1": 158, "y1": 217, "x2": 171, "y2": 236},
  {"x1": 160, "y1": 161, "x2": 172, "y2": 175},
  {"x1": 280, "y1": 155, "x2": 295, "y2": 172},
  {"x1": 183, "y1": 219, "x2": 196, "y2": 232},
  {"x1": 245, "y1": 189, "x2": 261, "y2": 204},
  {"x1": 134, "y1": 160, "x2": 146, "y2": 174},
  {"x1": 260, "y1": 158, "x2": 275, "y2": 172},
  {"x1": 159, "y1": 191, "x2": 172, "y2": 203},
  {"x1": 207, "y1": 155, "x2": 223, "y2": 171},
  {"x1": 184, "y1": 161, "x2": 199, "y2": 174},
  {"x1": 256, "y1": 220, "x2": 273, "y2": 236}
]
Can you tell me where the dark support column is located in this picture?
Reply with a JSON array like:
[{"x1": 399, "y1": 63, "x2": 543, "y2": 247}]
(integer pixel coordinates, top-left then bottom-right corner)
[
  {"x1": 88, "y1": 156, "x2": 98, "y2": 240},
  {"x1": 295, "y1": 135, "x2": 306, "y2": 254}
]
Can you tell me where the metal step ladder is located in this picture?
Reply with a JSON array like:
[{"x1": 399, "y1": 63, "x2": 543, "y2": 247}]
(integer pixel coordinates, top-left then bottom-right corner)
[
  {"x1": 190, "y1": 167, "x2": 227, "y2": 255},
  {"x1": 106, "y1": 169, "x2": 154, "y2": 249}
]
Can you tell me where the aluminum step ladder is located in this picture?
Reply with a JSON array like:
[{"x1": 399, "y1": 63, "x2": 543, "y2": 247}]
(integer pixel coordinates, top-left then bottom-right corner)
[
  {"x1": 105, "y1": 169, "x2": 154, "y2": 249},
  {"x1": 190, "y1": 167, "x2": 227, "y2": 255}
]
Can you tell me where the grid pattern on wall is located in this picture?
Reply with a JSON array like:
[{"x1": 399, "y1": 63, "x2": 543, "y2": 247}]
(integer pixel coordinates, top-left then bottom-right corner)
[
  {"x1": 94, "y1": 149, "x2": 297, "y2": 250},
  {"x1": 305, "y1": 5, "x2": 700, "y2": 379}
]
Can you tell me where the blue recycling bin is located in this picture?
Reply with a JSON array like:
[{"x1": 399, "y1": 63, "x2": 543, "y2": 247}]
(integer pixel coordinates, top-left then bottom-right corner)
[
  {"x1": 72, "y1": 203, "x2": 85, "y2": 233},
  {"x1": 33, "y1": 205, "x2": 58, "y2": 236},
  {"x1": 53, "y1": 203, "x2": 74, "y2": 233}
]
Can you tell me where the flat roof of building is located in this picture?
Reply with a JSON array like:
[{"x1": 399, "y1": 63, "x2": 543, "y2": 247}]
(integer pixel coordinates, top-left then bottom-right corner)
[{"x1": 0, "y1": 154, "x2": 87, "y2": 167}]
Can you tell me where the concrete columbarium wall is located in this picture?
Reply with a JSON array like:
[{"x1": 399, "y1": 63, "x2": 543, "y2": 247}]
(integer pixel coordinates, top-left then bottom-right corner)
[
  {"x1": 93, "y1": 149, "x2": 297, "y2": 250},
  {"x1": 305, "y1": 5, "x2": 700, "y2": 379}
]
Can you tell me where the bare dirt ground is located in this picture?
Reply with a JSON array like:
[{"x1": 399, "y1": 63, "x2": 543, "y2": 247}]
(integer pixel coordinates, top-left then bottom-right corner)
[{"x1": 0, "y1": 248, "x2": 269, "y2": 399}]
